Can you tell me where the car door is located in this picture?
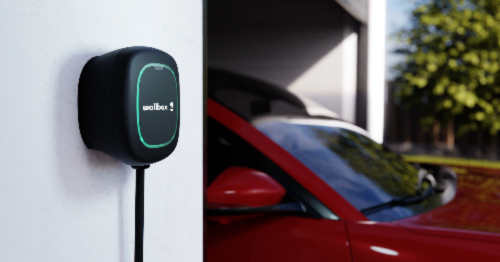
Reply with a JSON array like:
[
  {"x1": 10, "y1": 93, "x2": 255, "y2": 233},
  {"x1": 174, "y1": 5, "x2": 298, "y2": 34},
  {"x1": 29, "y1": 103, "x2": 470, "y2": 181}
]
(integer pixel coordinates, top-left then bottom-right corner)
[
  {"x1": 345, "y1": 221, "x2": 500, "y2": 261},
  {"x1": 207, "y1": 215, "x2": 350, "y2": 262},
  {"x1": 206, "y1": 118, "x2": 351, "y2": 262}
]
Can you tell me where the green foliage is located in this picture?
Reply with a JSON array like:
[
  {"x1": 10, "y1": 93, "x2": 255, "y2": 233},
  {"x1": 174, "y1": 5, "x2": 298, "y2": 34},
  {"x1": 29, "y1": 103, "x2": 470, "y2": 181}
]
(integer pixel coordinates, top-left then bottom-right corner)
[{"x1": 394, "y1": 0, "x2": 500, "y2": 136}]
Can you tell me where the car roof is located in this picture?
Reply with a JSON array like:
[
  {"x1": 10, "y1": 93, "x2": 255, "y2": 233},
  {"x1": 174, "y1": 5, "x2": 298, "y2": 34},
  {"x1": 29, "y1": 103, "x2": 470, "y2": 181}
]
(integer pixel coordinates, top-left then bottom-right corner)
[
  {"x1": 252, "y1": 116, "x2": 370, "y2": 137},
  {"x1": 208, "y1": 68, "x2": 339, "y2": 121}
]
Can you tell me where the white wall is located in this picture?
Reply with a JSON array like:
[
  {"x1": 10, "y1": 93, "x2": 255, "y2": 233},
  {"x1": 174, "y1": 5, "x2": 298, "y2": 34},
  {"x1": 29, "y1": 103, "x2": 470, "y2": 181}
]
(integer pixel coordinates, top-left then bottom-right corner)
[
  {"x1": 367, "y1": 0, "x2": 387, "y2": 143},
  {"x1": 0, "y1": 1, "x2": 202, "y2": 262}
]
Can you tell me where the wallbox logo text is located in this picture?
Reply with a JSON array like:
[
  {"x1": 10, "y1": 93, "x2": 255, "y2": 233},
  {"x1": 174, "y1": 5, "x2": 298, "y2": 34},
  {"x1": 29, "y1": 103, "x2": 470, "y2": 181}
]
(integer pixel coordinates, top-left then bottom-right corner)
[{"x1": 143, "y1": 102, "x2": 174, "y2": 111}]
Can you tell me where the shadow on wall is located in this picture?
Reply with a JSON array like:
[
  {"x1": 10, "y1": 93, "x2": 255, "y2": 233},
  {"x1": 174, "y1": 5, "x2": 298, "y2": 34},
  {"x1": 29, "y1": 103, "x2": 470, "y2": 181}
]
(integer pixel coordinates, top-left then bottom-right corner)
[{"x1": 54, "y1": 50, "x2": 131, "y2": 261}]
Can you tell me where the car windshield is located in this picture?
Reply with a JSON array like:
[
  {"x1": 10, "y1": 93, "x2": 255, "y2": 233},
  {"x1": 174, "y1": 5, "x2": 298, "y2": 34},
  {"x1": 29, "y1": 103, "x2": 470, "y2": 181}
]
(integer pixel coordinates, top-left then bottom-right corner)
[{"x1": 253, "y1": 117, "x2": 444, "y2": 221}]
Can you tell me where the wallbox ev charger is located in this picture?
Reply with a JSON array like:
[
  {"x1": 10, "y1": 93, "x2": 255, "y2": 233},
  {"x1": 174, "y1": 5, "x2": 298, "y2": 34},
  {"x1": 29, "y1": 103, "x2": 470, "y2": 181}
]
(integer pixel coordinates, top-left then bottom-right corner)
[
  {"x1": 78, "y1": 46, "x2": 179, "y2": 166},
  {"x1": 78, "y1": 46, "x2": 180, "y2": 262}
]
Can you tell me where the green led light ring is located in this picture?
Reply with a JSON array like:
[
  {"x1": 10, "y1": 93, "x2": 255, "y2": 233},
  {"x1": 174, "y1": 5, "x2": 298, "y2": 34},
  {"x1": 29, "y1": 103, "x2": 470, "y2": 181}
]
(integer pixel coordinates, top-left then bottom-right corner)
[{"x1": 136, "y1": 63, "x2": 178, "y2": 149}]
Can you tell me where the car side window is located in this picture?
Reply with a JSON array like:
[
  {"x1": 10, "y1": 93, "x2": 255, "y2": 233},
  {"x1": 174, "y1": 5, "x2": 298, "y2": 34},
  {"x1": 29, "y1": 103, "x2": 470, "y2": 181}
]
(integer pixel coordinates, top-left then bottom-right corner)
[{"x1": 207, "y1": 118, "x2": 338, "y2": 220}]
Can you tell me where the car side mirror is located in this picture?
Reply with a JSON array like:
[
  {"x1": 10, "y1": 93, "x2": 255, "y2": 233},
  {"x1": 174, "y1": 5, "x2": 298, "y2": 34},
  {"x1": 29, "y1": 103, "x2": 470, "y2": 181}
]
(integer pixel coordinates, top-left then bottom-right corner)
[{"x1": 207, "y1": 167, "x2": 305, "y2": 224}]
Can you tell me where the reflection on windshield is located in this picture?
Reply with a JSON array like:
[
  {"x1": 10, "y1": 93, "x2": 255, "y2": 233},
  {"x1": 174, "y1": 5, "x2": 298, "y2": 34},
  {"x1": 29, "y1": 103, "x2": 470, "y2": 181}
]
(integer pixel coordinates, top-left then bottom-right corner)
[{"x1": 254, "y1": 118, "x2": 442, "y2": 221}]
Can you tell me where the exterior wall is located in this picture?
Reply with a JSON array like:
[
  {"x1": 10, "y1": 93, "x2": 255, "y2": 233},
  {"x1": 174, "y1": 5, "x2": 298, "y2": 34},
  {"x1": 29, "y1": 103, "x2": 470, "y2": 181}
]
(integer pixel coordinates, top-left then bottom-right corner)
[
  {"x1": 0, "y1": 1, "x2": 202, "y2": 262},
  {"x1": 367, "y1": 0, "x2": 387, "y2": 143}
]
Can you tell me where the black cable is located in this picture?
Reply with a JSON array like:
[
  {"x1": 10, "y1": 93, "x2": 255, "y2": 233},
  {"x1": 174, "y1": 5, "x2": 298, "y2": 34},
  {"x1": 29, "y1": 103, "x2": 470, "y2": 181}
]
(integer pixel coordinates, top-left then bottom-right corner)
[{"x1": 133, "y1": 165, "x2": 149, "y2": 262}]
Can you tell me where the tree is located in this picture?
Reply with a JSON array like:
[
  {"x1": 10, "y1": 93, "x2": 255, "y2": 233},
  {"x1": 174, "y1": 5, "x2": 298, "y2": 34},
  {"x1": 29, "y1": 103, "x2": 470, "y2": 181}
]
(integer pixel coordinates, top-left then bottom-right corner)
[{"x1": 394, "y1": 0, "x2": 500, "y2": 148}]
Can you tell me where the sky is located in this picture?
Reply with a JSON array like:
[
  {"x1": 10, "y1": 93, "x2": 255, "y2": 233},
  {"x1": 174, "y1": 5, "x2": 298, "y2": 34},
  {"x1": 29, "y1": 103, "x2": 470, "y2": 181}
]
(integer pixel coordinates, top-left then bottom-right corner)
[{"x1": 386, "y1": 0, "x2": 416, "y2": 80}]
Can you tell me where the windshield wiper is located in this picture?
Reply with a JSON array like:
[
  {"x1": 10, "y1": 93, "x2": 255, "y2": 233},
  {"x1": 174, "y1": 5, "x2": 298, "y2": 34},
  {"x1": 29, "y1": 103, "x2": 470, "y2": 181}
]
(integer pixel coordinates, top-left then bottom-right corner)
[{"x1": 361, "y1": 172, "x2": 438, "y2": 216}]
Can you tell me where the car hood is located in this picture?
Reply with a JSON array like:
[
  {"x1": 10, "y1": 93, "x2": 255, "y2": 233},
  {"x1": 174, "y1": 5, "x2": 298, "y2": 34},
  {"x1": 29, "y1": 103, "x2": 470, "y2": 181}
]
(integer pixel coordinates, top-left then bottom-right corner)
[{"x1": 396, "y1": 166, "x2": 500, "y2": 240}]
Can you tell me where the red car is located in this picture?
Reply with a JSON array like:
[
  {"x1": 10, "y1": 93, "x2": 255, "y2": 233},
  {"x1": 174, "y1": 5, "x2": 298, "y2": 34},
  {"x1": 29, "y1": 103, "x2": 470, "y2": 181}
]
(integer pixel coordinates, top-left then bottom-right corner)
[{"x1": 205, "y1": 69, "x2": 500, "y2": 261}]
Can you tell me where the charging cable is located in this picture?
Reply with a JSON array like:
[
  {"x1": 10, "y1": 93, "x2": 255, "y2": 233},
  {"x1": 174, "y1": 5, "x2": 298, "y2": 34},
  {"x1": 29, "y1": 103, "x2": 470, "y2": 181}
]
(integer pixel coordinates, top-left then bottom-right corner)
[{"x1": 133, "y1": 165, "x2": 149, "y2": 262}]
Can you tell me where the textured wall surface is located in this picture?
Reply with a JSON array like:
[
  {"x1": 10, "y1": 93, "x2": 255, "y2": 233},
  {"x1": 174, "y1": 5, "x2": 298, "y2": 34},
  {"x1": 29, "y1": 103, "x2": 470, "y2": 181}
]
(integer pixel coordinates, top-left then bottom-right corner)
[{"x1": 0, "y1": 1, "x2": 202, "y2": 261}]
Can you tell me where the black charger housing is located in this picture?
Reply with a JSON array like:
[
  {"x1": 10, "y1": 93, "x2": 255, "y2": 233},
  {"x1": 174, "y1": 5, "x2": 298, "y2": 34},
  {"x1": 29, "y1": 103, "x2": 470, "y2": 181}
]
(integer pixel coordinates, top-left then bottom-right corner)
[{"x1": 78, "y1": 47, "x2": 180, "y2": 166}]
